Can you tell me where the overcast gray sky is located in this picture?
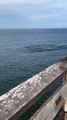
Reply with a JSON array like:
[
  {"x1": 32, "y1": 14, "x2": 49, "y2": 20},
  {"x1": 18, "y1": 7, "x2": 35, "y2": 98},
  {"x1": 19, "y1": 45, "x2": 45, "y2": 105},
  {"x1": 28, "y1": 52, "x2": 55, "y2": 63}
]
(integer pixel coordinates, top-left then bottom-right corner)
[{"x1": 0, "y1": 0, "x2": 67, "y2": 28}]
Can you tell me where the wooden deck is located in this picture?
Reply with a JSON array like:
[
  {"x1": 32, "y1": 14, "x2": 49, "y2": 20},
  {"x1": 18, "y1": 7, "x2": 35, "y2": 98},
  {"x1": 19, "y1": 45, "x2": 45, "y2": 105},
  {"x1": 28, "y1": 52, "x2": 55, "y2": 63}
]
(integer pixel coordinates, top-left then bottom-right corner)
[{"x1": 0, "y1": 57, "x2": 67, "y2": 120}]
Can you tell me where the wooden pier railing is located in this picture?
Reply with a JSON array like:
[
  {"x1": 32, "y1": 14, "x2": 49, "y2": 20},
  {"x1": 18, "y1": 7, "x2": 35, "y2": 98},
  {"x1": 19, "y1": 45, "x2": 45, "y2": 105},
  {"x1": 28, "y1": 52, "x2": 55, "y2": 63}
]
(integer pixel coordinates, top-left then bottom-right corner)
[{"x1": 0, "y1": 57, "x2": 67, "y2": 120}]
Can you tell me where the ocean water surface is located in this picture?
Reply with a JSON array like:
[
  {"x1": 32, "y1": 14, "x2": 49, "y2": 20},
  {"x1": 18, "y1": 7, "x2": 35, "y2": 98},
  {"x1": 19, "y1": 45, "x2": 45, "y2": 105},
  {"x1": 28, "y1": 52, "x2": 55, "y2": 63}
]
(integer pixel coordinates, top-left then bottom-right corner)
[{"x1": 0, "y1": 29, "x2": 67, "y2": 96}]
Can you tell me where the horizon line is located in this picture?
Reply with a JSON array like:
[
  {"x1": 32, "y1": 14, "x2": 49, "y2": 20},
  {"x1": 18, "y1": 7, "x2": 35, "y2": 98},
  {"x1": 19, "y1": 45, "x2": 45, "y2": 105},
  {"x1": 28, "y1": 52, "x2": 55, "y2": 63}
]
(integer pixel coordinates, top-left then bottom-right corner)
[{"x1": 0, "y1": 28, "x2": 67, "y2": 30}]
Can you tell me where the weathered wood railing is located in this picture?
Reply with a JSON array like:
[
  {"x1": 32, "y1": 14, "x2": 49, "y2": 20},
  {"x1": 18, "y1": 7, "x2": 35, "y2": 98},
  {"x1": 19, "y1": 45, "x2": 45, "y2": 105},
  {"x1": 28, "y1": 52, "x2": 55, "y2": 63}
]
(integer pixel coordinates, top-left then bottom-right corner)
[{"x1": 0, "y1": 57, "x2": 67, "y2": 120}]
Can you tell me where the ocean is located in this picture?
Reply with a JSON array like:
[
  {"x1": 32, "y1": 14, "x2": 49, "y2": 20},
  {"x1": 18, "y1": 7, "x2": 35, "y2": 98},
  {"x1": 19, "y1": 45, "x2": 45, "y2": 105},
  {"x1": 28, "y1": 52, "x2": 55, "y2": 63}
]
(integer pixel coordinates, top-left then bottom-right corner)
[{"x1": 0, "y1": 29, "x2": 67, "y2": 96}]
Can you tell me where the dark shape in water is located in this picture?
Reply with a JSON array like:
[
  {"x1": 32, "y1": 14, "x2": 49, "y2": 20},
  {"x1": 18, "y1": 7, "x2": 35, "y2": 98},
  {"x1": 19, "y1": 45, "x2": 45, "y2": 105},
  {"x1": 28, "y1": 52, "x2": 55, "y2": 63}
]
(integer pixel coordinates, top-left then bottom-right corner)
[{"x1": 24, "y1": 44, "x2": 67, "y2": 53}]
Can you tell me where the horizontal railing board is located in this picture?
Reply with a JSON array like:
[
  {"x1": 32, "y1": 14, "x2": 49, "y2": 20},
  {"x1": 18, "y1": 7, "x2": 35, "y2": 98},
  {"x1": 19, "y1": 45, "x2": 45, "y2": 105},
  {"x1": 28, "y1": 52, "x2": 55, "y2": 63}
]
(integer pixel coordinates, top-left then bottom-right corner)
[
  {"x1": 0, "y1": 58, "x2": 67, "y2": 120},
  {"x1": 30, "y1": 84, "x2": 66, "y2": 120}
]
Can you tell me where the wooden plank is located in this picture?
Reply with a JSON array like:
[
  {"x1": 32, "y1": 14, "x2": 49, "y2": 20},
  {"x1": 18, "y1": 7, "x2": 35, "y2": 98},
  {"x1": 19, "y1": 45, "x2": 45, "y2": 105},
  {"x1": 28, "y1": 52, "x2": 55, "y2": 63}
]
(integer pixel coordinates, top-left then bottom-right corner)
[
  {"x1": 60, "y1": 83, "x2": 67, "y2": 120},
  {"x1": 61, "y1": 83, "x2": 67, "y2": 112},
  {"x1": 30, "y1": 82, "x2": 67, "y2": 120},
  {"x1": 64, "y1": 101, "x2": 67, "y2": 112},
  {"x1": 30, "y1": 85, "x2": 65, "y2": 120},
  {"x1": 0, "y1": 58, "x2": 67, "y2": 120},
  {"x1": 63, "y1": 74, "x2": 67, "y2": 82},
  {"x1": 64, "y1": 113, "x2": 67, "y2": 120},
  {"x1": 61, "y1": 84, "x2": 67, "y2": 101}
]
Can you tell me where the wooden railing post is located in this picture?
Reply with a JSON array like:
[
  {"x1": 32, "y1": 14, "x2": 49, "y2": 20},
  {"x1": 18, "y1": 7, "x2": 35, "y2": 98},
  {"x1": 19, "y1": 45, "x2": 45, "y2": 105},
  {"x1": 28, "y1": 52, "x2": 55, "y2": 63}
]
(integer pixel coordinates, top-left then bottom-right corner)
[
  {"x1": 63, "y1": 74, "x2": 67, "y2": 120},
  {"x1": 63, "y1": 74, "x2": 67, "y2": 83},
  {"x1": 64, "y1": 113, "x2": 67, "y2": 120}
]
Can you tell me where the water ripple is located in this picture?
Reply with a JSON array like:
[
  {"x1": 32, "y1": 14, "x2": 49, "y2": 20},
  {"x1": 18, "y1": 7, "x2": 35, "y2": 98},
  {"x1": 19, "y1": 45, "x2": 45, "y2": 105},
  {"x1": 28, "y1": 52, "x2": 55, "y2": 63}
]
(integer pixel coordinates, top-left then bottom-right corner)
[{"x1": 24, "y1": 44, "x2": 67, "y2": 53}]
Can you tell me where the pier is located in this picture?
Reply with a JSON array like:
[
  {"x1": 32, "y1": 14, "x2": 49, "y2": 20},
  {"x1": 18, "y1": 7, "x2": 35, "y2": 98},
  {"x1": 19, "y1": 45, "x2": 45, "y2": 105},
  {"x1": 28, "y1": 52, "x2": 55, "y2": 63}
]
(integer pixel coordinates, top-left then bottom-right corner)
[{"x1": 0, "y1": 57, "x2": 67, "y2": 120}]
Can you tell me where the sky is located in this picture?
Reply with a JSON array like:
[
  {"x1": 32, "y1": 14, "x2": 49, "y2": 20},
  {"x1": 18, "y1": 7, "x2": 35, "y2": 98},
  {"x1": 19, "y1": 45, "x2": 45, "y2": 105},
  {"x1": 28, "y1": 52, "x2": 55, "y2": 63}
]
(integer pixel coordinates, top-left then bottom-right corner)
[{"x1": 0, "y1": 0, "x2": 67, "y2": 28}]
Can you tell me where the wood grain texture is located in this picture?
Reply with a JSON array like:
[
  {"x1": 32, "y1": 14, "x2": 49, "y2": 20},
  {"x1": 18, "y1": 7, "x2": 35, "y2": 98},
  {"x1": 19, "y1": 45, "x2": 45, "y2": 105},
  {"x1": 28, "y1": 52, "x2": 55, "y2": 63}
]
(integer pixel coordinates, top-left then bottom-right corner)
[
  {"x1": 30, "y1": 82, "x2": 67, "y2": 120},
  {"x1": 30, "y1": 85, "x2": 65, "y2": 120},
  {"x1": 0, "y1": 57, "x2": 67, "y2": 120}
]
